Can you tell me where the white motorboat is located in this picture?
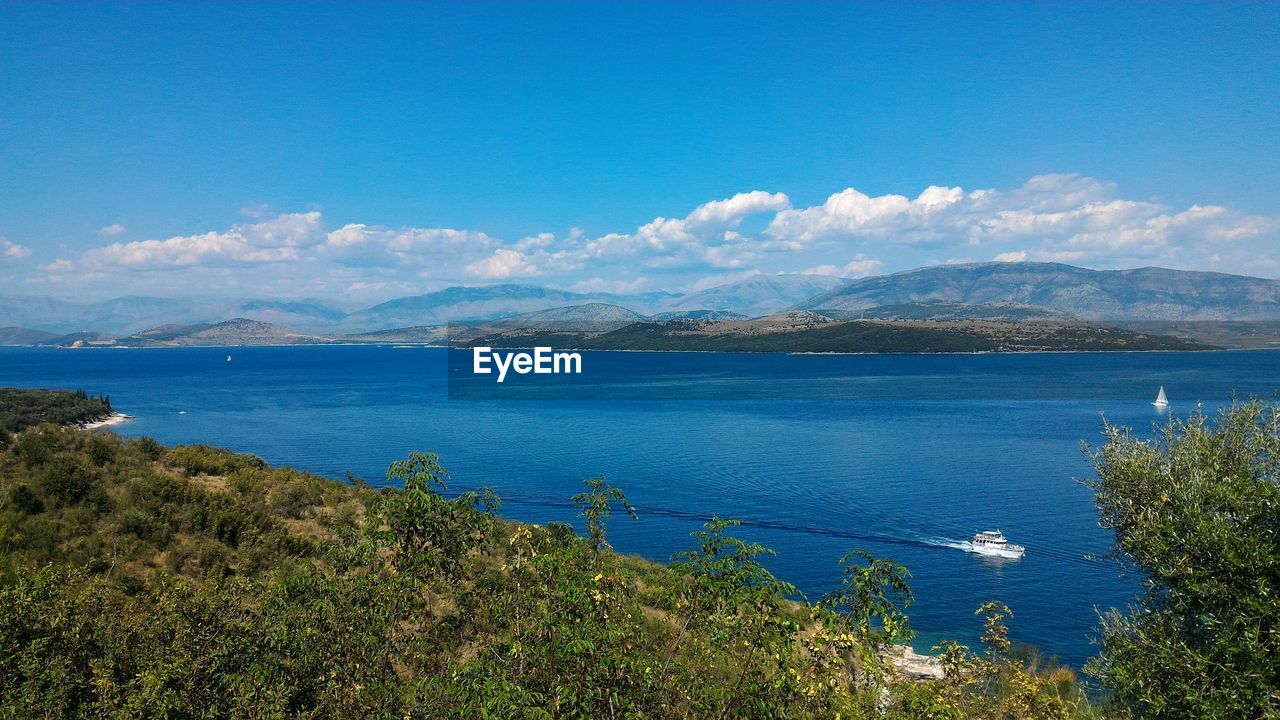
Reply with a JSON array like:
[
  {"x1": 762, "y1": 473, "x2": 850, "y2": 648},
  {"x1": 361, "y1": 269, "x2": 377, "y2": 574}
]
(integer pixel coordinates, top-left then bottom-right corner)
[{"x1": 965, "y1": 530, "x2": 1025, "y2": 559}]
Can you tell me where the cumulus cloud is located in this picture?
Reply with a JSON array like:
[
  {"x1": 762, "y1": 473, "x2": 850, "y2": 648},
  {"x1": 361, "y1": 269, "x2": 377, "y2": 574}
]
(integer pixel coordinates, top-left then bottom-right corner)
[
  {"x1": 1, "y1": 238, "x2": 32, "y2": 260},
  {"x1": 764, "y1": 174, "x2": 1275, "y2": 271},
  {"x1": 84, "y1": 212, "x2": 324, "y2": 268},
  {"x1": 321, "y1": 224, "x2": 497, "y2": 266},
  {"x1": 465, "y1": 248, "x2": 540, "y2": 279},
  {"x1": 478, "y1": 191, "x2": 793, "y2": 279},
  {"x1": 99, "y1": 223, "x2": 126, "y2": 236},
  {"x1": 30, "y1": 175, "x2": 1280, "y2": 297}
]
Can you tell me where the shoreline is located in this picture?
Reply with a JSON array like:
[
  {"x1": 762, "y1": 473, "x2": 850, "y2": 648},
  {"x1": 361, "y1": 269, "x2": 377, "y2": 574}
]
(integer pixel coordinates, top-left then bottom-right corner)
[
  {"x1": 5, "y1": 342, "x2": 1271, "y2": 356},
  {"x1": 81, "y1": 412, "x2": 133, "y2": 430}
]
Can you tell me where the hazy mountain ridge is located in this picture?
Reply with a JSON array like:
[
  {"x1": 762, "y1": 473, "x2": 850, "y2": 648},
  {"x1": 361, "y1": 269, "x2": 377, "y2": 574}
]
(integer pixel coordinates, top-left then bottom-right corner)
[
  {"x1": 662, "y1": 274, "x2": 849, "y2": 316},
  {"x1": 799, "y1": 262, "x2": 1280, "y2": 321},
  {"x1": 6, "y1": 263, "x2": 1280, "y2": 342},
  {"x1": 0, "y1": 295, "x2": 350, "y2": 335},
  {"x1": 491, "y1": 303, "x2": 649, "y2": 332},
  {"x1": 856, "y1": 301, "x2": 1072, "y2": 322},
  {"x1": 340, "y1": 285, "x2": 605, "y2": 330},
  {"x1": 0, "y1": 327, "x2": 59, "y2": 346},
  {"x1": 0, "y1": 274, "x2": 840, "y2": 335}
]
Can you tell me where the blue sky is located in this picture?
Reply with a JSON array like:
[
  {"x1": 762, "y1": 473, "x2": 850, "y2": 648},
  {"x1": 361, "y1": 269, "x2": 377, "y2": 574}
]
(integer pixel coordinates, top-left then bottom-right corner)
[{"x1": 1, "y1": 2, "x2": 1277, "y2": 301}]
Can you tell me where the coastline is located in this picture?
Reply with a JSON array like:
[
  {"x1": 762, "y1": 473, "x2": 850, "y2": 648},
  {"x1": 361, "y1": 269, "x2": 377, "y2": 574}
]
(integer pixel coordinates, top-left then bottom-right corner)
[{"x1": 81, "y1": 412, "x2": 133, "y2": 430}]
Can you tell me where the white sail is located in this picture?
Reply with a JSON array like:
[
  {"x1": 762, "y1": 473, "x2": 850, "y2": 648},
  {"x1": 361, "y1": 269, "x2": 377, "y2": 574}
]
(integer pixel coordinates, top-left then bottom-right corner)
[{"x1": 1153, "y1": 386, "x2": 1168, "y2": 406}]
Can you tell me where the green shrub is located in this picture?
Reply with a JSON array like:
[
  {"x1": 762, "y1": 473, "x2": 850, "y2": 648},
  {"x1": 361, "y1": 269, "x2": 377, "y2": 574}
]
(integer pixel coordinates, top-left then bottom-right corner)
[
  {"x1": 9, "y1": 483, "x2": 44, "y2": 514},
  {"x1": 38, "y1": 454, "x2": 97, "y2": 506}
]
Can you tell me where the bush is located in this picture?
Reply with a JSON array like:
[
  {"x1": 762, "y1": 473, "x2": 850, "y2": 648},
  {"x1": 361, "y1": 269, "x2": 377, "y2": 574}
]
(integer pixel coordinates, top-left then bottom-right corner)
[
  {"x1": 9, "y1": 483, "x2": 44, "y2": 514},
  {"x1": 133, "y1": 436, "x2": 164, "y2": 461},
  {"x1": 1086, "y1": 400, "x2": 1280, "y2": 719},
  {"x1": 38, "y1": 454, "x2": 97, "y2": 506}
]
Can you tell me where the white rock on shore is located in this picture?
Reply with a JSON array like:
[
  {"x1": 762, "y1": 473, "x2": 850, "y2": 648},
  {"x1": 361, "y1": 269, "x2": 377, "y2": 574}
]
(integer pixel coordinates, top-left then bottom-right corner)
[
  {"x1": 884, "y1": 645, "x2": 945, "y2": 681},
  {"x1": 80, "y1": 413, "x2": 133, "y2": 430}
]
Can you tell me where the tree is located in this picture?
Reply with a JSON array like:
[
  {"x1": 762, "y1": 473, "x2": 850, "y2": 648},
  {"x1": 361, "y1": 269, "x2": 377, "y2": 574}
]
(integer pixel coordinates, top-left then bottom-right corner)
[
  {"x1": 572, "y1": 474, "x2": 636, "y2": 555},
  {"x1": 1085, "y1": 400, "x2": 1280, "y2": 719},
  {"x1": 822, "y1": 549, "x2": 914, "y2": 644},
  {"x1": 369, "y1": 451, "x2": 499, "y2": 577}
]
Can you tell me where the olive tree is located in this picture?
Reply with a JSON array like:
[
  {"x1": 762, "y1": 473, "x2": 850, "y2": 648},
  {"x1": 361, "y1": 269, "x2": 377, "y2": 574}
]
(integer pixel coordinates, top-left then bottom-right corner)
[{"x1": 1085, "y1": 400, "x2": 1280, "y2": 719}]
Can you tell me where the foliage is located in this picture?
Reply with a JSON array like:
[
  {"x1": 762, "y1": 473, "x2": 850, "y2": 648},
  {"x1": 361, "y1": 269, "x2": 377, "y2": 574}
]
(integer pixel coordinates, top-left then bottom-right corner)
[
  {"x1": 0, "y1": 422, "x2": 1107, "y2": 717},
  {"x1": 0, "y1": 388, "x2": 112, "y2": 434},
  {"x1": 572, "y1": 473, "x2": 636, "y2": 555},
  {"x1": 1084, "y1": 400, "x2": 1280, "y2": 719}
]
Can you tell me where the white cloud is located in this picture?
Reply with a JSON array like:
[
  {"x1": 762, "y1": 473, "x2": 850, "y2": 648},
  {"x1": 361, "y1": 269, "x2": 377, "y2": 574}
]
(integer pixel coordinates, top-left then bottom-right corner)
[
  {"x1": 763, "y1": 174, "x2": 1276, "y2": 272},
  {"x1": 1, "y1": 238, "x2": 31, "y2": 260},
  {"x1": 99, "y1": 223, "x2": 126, "y2": 236},
  {"x1": 30, "y1": 176, "x2": 1280, "y2": 297},
  {"x1": 84, "y1": 212, "x2": 324, "y2": 269},
  {"x1": 766, "y1": 185, "x2": 967, "y2": 245},
  {"x1": 803, "y1": 254, "x2": 883, "y2": 278},
  {"x1": 499, "y1": 191, "x2": 792, "y2": 276},
  {"x1": 465, "y1": 248, "x2": 540, "y2": 279},
  {"x1": 320, "y1": 223, "x2": 497, "y2": 266}
]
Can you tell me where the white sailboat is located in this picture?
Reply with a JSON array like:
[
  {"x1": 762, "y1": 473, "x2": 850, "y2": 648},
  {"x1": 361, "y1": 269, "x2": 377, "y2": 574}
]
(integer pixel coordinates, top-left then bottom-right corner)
[{"x1": 1152, "y1": 386, "x2": 1168, "y2": 407}]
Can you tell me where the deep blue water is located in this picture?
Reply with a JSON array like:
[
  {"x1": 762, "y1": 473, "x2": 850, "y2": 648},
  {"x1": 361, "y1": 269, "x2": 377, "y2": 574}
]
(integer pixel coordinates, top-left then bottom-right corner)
[{"x1": 3, "y1": 345, "x2": 1278, "y2": 667}]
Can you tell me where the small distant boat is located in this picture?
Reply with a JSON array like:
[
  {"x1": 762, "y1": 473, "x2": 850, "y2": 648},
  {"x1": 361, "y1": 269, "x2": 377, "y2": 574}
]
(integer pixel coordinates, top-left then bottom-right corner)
[
  {"x1": 226, "y1": 354, "x2": 232, "y2": 362},
  {"x1": 965, "y1": 530, "x2": 1025, "y2": 559},
  {"x1": 1152, "y1": 386, "x2": 1169, "y2": 408},
  {"x1": 178, "y1": 410, "x2": 187, "y2": 415}
]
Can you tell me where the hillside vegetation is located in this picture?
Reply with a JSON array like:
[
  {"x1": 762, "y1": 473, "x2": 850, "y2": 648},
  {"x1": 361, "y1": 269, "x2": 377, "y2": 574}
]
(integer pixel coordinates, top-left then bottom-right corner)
[
  {"x1": 466, "y1": 317, "x2": 1209, "y2": 353},
  {"x1": 0, "y1": 426, "x2": 1101, "y2": 717},
  {"x1": 0, "y1": 388, "x2": 113, "y2": 433},
  {"x1": 5, "y1": 389, "x2": 1276, "y2": 718}
]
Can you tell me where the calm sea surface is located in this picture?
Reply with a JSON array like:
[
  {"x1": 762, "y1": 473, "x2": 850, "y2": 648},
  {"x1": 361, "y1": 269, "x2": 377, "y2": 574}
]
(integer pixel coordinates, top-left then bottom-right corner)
[{"x1": 4, "y1": 345, "x2": 1278, "y2": 667}]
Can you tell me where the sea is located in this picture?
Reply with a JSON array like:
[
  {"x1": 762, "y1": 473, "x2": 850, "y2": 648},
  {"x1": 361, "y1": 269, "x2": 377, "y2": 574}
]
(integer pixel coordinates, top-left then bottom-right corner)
[{"x1": 4, "y1": 344, "x2": 1278, "y2": 668}]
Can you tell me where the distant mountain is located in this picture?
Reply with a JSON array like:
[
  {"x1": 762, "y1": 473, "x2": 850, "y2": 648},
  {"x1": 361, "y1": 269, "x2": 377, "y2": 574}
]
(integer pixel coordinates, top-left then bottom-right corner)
[
  {"x1": 235, "y1": 300, "x2": 348, "y2": 329},
  {"x1": 184, "y1": 319, "x2": 327, "y2": 345},
  {"x1": 340, "y1": 285, "x2": 603, "y2": 330},
  {"x1": 0, "y1": 327, "x2": 58, "y2": 346},
  {"x1": 798, "y1": 262, "x2": 1280, "y2": 321},
  {"x1": 857, "y1": 301, "x2": 1071, "y2": 322},
  {"x1": 340, "y1": 326, "x2": 450, "y2": 344},
  {"x1": 493, "y1": 303, "x2": 648, "y2": 332},
  {"x1": 8, "y1": 262, "x2": 1278, "y2": 339},
  {"x1": 650, "y1": 310, "x2": 749, "y2": 322},
  {"x1": 118, "y1": 319, "x2": 328, "y2": 347},
  {"x1": 0, "y1": 295, "x2": 349, "y2": 334},
  {"x1": 125, "y1": 323, "x2": 217, "y2": 342},
  {"x1": 0, "y1": 295, "x2": 195, "y2": 335},
  {"x1": 42, "y1": 331, "x2": 118, "y2": 347},
  {"x1": 664, "y1": 274, "x2": 849, "y2": 317}
]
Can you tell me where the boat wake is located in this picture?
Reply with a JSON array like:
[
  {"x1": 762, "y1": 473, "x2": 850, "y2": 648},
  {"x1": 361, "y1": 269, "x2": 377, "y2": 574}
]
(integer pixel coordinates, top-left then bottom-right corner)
[
  {"x1": 445, "y1": 488, "x2": 1115, "y2": 570},
  {"x1": 921, "y1": 536, "x2": 972, "y2": 552}
]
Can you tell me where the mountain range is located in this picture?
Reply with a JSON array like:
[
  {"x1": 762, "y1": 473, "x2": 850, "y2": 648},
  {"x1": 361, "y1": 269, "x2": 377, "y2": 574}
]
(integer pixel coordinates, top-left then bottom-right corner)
[
  {"x1": 0, "y1": 274, "x2": 837, "y2": 335},
  {"x1": 4, "y1": 263, "x2": 1280, "y2": 344},
  {"x1": 799, "y1": 262, "x2": 1280, "y2": 321}
]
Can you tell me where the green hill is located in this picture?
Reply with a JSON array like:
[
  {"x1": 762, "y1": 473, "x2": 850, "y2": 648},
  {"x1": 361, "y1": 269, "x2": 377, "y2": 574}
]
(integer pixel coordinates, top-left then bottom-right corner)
[{"x1": 0, "y1": 396, "x2": 1104, "y2": 718}]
